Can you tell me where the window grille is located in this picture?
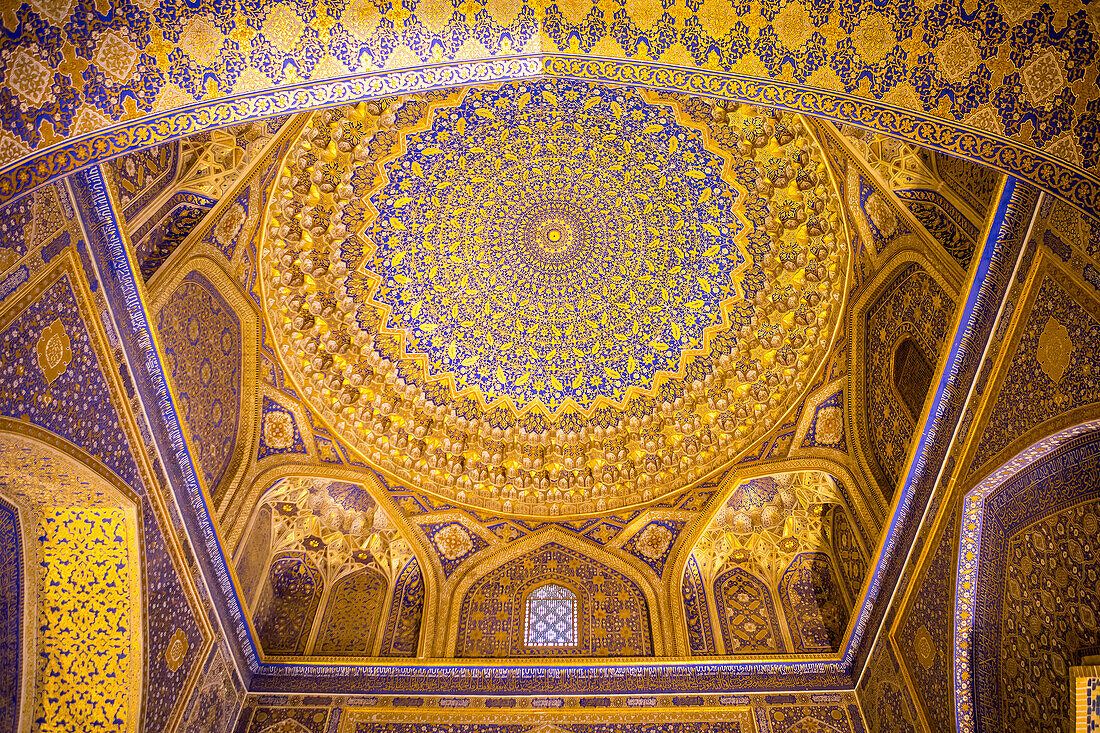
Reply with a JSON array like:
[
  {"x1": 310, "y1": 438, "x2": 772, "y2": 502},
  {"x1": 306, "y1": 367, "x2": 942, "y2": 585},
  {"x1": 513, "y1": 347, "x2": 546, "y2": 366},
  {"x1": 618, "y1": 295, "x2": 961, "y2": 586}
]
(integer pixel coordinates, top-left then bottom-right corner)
[{"x1": 524, "y1": 583, "x2": 577, "y2": 647}]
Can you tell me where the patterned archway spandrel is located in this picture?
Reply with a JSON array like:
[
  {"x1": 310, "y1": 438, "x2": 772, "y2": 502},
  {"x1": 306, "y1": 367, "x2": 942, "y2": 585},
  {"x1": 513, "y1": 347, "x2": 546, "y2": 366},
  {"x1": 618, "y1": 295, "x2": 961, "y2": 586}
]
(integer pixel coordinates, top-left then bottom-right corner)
[{"x1": 455, "y1": 542, "x2": 653, "y2": 658}]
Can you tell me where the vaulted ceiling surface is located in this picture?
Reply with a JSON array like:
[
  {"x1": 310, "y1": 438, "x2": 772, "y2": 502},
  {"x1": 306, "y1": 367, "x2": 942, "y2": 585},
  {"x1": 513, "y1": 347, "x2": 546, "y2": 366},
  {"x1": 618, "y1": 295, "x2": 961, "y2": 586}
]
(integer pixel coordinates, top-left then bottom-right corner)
[
  {"x1": 261, "y1": 80, "x2": 850, "y2": 520},
  {"x1": 0, "y1": 0, "x2": 1097, "y2": 219}
]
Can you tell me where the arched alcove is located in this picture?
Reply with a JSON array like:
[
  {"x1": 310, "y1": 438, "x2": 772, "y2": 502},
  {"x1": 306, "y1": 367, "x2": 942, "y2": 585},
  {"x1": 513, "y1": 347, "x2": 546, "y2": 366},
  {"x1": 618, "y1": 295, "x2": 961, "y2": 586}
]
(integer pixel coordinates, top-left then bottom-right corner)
[
  {"x1": 956, "y1": 424, "x2": 1100, "y2": 733},
  {"x1": 238, "y1": 476, "x2": 426, "y2": 657},
  {"x1": 455, "y1": 541, "x2": 654, "y2": 658},
  {"x1": 156, "y1": 270, "x2": 243, "y2": 498},
  {"x1": 779, "y1": 552, "x2": 848, "y2": 654},
  {"x1": 0, "y1": 432, "x2": 143, "y2": 732},
  {"x1": 679, "y1": 469, "x2": 869, "y2": 656}
]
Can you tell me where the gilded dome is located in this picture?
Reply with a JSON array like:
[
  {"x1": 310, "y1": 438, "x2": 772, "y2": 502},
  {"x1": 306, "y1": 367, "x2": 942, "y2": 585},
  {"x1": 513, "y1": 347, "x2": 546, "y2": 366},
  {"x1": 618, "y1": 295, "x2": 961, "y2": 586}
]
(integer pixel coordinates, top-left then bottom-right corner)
[{"x1": 261, "y1": 79, "x2": 849, "y2": 518}]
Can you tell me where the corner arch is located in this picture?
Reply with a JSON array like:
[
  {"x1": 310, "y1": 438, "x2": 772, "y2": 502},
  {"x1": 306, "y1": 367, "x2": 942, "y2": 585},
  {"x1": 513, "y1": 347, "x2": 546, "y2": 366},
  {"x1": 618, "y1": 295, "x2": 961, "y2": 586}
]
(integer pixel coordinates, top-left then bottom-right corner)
[
  {"x1": 230, "y1": 461, "x2": 440, "y2": 658},
  {"x1": 664, "y1": 457, "x2": 874, "y2": 656},
  {"x1": 846, "y1": 249, "x2": 961, "y2": 503}
]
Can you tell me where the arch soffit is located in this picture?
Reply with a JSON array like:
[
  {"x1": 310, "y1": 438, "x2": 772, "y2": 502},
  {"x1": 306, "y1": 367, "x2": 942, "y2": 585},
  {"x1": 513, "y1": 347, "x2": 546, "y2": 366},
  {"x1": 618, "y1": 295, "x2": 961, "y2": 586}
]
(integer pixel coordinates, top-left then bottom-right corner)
[
  {"x1": 0, "y1": 428, "x2": 145, "y2": 733},
  {"x1": 0, "y1": 491, "x2": 36, "y2": 733},
  {"x1": 444, "y1": 525, "x2": 667, "y2": 657},
  {"x1": 844, "y1": 249, "x2": 964, "y2": 501},
  {"x1": 146, "y1": 255, "x2": 260, "y2": 517},
  {"x1": 230, "y1": 460, "x2": 442, "y2": 658},
  {"x1": 4, "y1": 60, "x2": 1096, "y2": 219},
  {"x1": 662, "y1": 456, "x2": 868, "y2": 655}
]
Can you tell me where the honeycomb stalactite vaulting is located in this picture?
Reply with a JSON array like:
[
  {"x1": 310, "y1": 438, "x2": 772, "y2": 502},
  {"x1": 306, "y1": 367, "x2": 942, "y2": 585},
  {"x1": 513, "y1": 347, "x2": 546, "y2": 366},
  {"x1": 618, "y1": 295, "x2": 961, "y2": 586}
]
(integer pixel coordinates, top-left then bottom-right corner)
[{"x1": 261, "y1": 80, "x2": 849, "y2": 519}]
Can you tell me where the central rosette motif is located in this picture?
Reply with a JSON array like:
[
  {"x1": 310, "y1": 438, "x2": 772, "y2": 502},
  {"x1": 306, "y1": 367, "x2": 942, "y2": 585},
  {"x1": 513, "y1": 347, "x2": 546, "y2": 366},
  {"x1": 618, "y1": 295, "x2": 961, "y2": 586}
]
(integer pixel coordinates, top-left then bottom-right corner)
[
  {"x1": 262, "y1": 82, "x2": 848, "y2": 517},
  {"x1": 357, "y1": 81, "x2": 748, "y2": 412}
]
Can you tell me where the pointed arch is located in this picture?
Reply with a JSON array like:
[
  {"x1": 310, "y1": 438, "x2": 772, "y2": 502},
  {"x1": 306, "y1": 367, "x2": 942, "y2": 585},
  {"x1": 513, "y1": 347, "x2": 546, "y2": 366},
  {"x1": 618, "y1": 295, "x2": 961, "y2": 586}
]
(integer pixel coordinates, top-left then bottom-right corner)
[
  {"x1": 313, "y1": 565, "x2": 389, "y2": 656},
  {"x1": 779, "y1": 552, "x2": 848, "y2": 654},
  {"x1": 847, "y1": 250, "x2": 961, "y2": 502},
  {"x1": 715, "y1": 565, "x2": 786, "y2": 654},
  {"x1": 149, "y1": 257, "x2": 258, "y2": 511},
  {"x1": 445, "y1": 527, "x2": 664, "y2": 656},
  {"x1": 681, "y1": 554, "x2": 716, "y2": 655},
  {"x1": 0, "y1": 430, "x2": 144, "y2": 733},
  {"x1": 378, "y1": 556, "x2": 425, "y2": 657},
  {"x1": 664, "y1": 460, "x2": 872, "y2": 656},
  {"x1": 231, "y1": 462, "x2": 440, "y2": 659}
]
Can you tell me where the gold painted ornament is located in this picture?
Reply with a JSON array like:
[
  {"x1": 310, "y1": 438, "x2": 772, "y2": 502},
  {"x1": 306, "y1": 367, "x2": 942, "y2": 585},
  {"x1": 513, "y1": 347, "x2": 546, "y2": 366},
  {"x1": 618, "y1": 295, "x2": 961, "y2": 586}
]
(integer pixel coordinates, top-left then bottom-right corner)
[{"x1": 260, "y1": 81, "x2": 849, "y2": 518}]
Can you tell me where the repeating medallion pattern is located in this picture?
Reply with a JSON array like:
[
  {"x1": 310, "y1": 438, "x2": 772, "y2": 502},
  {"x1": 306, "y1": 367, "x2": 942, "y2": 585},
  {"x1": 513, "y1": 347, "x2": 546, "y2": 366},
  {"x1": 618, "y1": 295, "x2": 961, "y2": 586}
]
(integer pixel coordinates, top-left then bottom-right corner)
[{"x1": 262, "y1": 79, "x2": 847, "y2": 518}]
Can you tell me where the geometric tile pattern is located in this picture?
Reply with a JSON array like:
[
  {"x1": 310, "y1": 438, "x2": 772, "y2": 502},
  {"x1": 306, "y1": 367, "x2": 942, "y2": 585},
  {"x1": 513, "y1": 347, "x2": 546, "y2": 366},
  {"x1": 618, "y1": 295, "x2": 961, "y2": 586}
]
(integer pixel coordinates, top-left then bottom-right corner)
[{"x1": 456, "y1": 543, "x2": 652, "y2": 657}]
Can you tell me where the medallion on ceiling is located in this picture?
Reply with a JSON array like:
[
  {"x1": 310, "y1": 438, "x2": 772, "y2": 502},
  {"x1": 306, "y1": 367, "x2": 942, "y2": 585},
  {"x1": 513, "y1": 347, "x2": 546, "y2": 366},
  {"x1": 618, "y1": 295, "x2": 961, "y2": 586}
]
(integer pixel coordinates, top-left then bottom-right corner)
[
  {"x1": 262, "y1": 80, "x2": 848, "y2": 518},
  {"x1": 359, "y1": 82, "x2": 749, "y2": 412}
]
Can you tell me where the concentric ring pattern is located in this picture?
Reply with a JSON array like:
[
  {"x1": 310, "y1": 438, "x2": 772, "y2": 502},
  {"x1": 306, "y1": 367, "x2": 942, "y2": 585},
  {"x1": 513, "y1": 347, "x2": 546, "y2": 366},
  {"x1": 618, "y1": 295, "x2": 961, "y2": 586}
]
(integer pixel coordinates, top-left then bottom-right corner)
[
  {"x1": 262, "y1": 80, "x2": 848, "y2": 517},
  {"x1": 361, "y1": 83, "x2": 748, "y2": 411}
]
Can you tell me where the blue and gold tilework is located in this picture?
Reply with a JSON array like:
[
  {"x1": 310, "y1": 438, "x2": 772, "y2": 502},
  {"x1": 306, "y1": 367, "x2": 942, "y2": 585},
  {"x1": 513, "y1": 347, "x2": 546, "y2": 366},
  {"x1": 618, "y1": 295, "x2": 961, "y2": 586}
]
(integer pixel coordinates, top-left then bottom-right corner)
[
  {"x1": 378, "y1": 556, "x2": 424, "y2": 657},
  {"x1": 779, "y1": 552, "x2": 847, "y2": 653},
  {"x1": 109, "y1": 141, "x2": 180, "y2": 222},
  {"x1": 359, "y1": 79, "x2": 748, "y2": 412},
  {"x1": 157, "y1": 272, "x2": 243, "y2": 492},
  {"x1": 969, "y1": 270, "x2": 1100, "y2": 473},
  {"x1": 259, "y1": 396, "x2": 308, "y2": 459},
  {"x1": 800, "y1": 389, "x2": 845, "y2": 450},
  {"x1": 716, "y1": 565, "x2": 786, "y2": 654},
  {"x1": 623, "y1": 520, "x2": 685, "y2": 576},
  {"x1": 456, "y1": 542, "x2": 653, "y2": 657},
  {"x1": 263, "y1": 80, "x2": 848, "y2": 519},
  {"x1": 423, "y1": 521, "x2": 489, "y2": 577},
  {"x1": 682, "y1": 554, "x2": 716, "y2": 654},
  {"x1": 963, "y1": 430, "x2": 1100, "y2": 731},
  {"x1": 894, "y1": 510, "x2": 956, "y2": 732},
  {"x1": 0, "y1": 498, "x2": 19, "y2": 733},
  {"x1": 33, "y1": 505, "x2": 142, "y2": 731},
  {"x1": 864, "y1": 263, "x2": 955, "y2": 488},
  {"x1": 133, "y1": 194, "x2": 215, "y2": 280},
  {"x1": 0, "y1": 0, "x2": 1095, "y2": 196}
]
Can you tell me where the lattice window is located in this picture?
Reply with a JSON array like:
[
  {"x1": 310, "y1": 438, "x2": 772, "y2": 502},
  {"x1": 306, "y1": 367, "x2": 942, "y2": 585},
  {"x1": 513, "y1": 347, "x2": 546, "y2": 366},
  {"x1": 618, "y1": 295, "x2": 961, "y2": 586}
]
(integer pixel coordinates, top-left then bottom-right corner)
[{"x1": 524, "y1": 584, "x2": 577, "y2": 647}]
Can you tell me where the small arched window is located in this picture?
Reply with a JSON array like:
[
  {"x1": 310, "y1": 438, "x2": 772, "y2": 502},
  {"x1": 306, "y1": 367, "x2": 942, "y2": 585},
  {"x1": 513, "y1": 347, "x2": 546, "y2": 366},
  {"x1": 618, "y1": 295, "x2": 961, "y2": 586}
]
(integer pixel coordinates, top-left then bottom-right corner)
[
  {"x1": 524, "y1": 583, "x2": 577, "y2": 647},
  {"x1": 893, "y1": 337, "x2": 934, "y2": 419}
]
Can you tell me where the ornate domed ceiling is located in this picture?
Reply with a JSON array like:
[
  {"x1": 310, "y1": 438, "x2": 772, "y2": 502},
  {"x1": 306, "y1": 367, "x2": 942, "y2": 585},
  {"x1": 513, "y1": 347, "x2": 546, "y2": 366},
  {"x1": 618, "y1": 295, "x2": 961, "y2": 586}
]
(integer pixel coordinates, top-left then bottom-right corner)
[{"x1": 261, "y1": 79, "x2": 849, "y2": 518}]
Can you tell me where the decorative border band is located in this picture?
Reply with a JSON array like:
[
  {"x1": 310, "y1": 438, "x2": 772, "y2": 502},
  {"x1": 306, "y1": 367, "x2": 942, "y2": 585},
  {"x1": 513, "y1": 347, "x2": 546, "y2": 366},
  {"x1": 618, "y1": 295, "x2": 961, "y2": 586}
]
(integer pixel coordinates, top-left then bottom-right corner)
[{"x1": 0, "y1": 55, "x2": 1097, "y2": 219}]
